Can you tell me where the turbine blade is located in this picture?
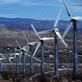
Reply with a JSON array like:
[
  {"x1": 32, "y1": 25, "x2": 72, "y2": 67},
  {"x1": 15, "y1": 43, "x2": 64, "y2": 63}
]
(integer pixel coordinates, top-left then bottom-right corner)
[
  {"x1": 15, "y1": 40, "x2": 22, "y2": 60},
  {"x1": 42, "y1": 37, "x2": 54, "y2": 41},
  {"x1": 62, "y1": 22, "x2": 72, "y2": 39},
  {"x1": 22, "y1": 46, "x2": 27, "y2": 51},
  {"x1": 27, "y1": 54, "x2": 54, "y2": 69},
  {"x1": 22, "y1": 31, "x2": 29, "y2": 44},
  {"x1": 32, "y1": 42, "x2": 41, "y2": 57},
  {"x1": 54, "y1": 9, "x2": 62, "y2": 28},
  {"x1": 55, "y1": 29, "x2": 68, "y2": 47},
  {"x1": 27, "y1": 46, "x2": 30, "y2": 52},
  {"x1": 62, "y1": 0, "x2": 72, "y2": 17},
  {"x1": 29, "y1": 42, "x2": 38, "y2": 45},
  {"x1": 31, "y1": 24, "x2": 40, "y2": 39},
  {"x1": 74, "y1": 16, "x2": 82, "y2": 20},
  {"x1": 15, "y1": 40, "x2": 21, "y2": 49},
  {"x1": 25, "y1": 46, "x2": 30, "y2": 53},
  {"x1": 38, "y1": 29, "x2": 51, "y2": 35},
  {"x1": 26, "y1": 53, "x2": 41, "y2": 62}
]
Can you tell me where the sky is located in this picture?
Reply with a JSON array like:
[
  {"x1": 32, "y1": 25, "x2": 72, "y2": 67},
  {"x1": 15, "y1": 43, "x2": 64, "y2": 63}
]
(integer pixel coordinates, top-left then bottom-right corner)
[{"x1": 0, "y1": 0, "x2": 82, "y2": 20}]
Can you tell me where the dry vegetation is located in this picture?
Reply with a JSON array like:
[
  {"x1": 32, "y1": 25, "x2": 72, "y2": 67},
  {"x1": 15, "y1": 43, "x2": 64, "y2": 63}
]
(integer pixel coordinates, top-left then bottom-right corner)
[{"x1": 0, "y1": 28, "x2": 82, "y2": 82}]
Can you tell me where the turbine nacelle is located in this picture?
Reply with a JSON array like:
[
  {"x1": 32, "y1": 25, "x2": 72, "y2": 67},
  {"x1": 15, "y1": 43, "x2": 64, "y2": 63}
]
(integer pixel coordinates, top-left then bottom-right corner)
[
  {"x1": 54, "y1": 28, "x2": 59, "y2": 32},
  {"x1": 11, "y1": 53, "x2": 21, "y2": 60},
  {"x1": 29, "y1": 42, "x2": 39, "y2": 46},
  {"x1": 71, "y1": 16, "x2": 82, "y2": 21},
  {"x1": 40, "y1": 37, "x2": 54, "y2": 41},
  {"x1": 15, "y1": 53, "x2": 20, "y2": 56}
]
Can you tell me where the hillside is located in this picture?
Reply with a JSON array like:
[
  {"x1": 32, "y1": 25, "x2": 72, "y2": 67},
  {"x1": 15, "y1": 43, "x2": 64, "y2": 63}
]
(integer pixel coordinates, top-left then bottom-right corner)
[{"x1": 0, "y1": 17, "x2": 82, "y2": 30}]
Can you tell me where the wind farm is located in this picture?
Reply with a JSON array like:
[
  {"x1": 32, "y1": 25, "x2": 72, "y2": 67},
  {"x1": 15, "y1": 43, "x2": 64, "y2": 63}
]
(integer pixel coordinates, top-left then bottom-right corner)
[{"x1": 0, "y1": 0, "x2": 82, "y2": 82}]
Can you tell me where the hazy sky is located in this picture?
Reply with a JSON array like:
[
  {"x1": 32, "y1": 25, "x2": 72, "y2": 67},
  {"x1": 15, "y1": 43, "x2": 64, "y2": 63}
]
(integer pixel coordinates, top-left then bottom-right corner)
[{"x1": 0, "y1": 0, "x2": 82, "y2": 20}]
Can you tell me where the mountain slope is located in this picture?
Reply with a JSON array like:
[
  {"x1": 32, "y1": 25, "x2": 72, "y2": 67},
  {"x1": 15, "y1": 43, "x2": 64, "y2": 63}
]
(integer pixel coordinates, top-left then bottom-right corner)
[{"x1": 0, "y1": 17, "x2": 82, "y2": 30}]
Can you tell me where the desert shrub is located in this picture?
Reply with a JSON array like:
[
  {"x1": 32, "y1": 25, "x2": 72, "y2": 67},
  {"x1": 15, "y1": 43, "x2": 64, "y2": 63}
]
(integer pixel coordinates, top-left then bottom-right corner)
[
  {"x1": 2, "y1": 71, "x2": 10, "y2": 80},
  {"x1": 32, "y1": 74, "x2": 50, "y2": 82},
  {"x1": 50, "y1": 76, "x2": 62, "y2": 82}
]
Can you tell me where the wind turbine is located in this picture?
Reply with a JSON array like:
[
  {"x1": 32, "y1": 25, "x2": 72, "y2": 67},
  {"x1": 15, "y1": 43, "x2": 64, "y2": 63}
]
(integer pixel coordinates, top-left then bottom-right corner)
[
  {"x1": 16, "y1": 32, "x2": 39, "y2": 77},
  {"x1": 16, "y1": 41, "x2": 54, "y2": 68},
  {"x1": 9, "y1": 56, "x2": 14, "y2": 79},
  {"x1": 22, "y1": 31, "x2": 40, "y2": 76},
  {"x1": 31, "y1": 10, "x2": 67, "y2": 77},
  {"x1": 21, "y1": 50, "x2": 26, "y2": 79},
  {"x1": 11, "y1": 53, "x2": 21, "y2": 80},
  {"x1": 15, "y1": 40, "x2": 32, "y2": 79},
  {"x1": 0, "y1": 54, "x2": 5, "y2": 76},
  {"x1": 31, "y1": 24, "x2": 54, "y2": 76},
  {"x1": 16, "y1": 40, "x2": 54, "y2": 71},
  {"x1": 49, "y1": 10, "x2": 67, "y2": 77},
  {"x1": 16, "y1": 42, "x2": 58, "y2": 82},
  {"x1": 15, "y1": 40, "x2": 27, "y2": 78},
  {"x1": 61, "y1": 0, "x2": 82, "y2": 79}
]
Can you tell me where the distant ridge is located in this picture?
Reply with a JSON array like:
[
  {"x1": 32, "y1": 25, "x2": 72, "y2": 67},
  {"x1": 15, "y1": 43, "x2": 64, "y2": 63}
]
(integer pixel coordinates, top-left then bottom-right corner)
[{"x1": 0, "y1": 17, "x2": 82, "y2": 30}]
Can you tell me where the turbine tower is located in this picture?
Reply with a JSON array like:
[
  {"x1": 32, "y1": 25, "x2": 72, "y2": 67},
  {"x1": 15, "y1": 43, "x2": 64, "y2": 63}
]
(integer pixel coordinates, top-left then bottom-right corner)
[
  {"x1": 9, "y1": 56, "x2": 14, "y2": 79},
  {"x1": 31, "y1": 24, "x2": 54, "y2": 76},
  {"x1": 62, "y1": 0, "x2": 82, "y2": 79},
  {"x1": 0, "y1": 54, "x2": 5, "y2": 76},
  {"x1": 11, "y1": 53, "x2": 21, "y2": 80},
  {"x1": 21, "y1": 50, "x2": 26, "y2": 79}
]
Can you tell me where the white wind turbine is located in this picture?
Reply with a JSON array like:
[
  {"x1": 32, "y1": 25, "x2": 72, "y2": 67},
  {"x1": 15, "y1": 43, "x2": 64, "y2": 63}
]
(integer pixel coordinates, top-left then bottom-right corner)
[
  {"x1": 8, "y1": 56, "x2": 14, "y2": 79},
  {"x1": 31, "y1": 24, "x2": 54, "y2": 76},
  {"x1": 0, "y1": 53, "x2": 5, "y2": 76},
  {"x1": 22, "y1": 31, "x2": 40, "y2": 76},
  {"x1": 16, "y1": 32, "x2": 54, "y2": 77},
  {"x1": 31, "y1": 10, "x2": 67, "y2": 77},
  {"x1": 16, "y1": 41, "x2": 54, "y2": 70},
  {"x1": 10, "y1": 52, "x2": 21, "y2": 79},
  {"x1": 61, "y1": 0, "x2": 82, "y2": 79},
  {"x1": 16, "y1": 40, "x2": 28, "y2": 78},
  {"x1": 16, "y1": 32, "x2": 39, "y2": 77}
]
